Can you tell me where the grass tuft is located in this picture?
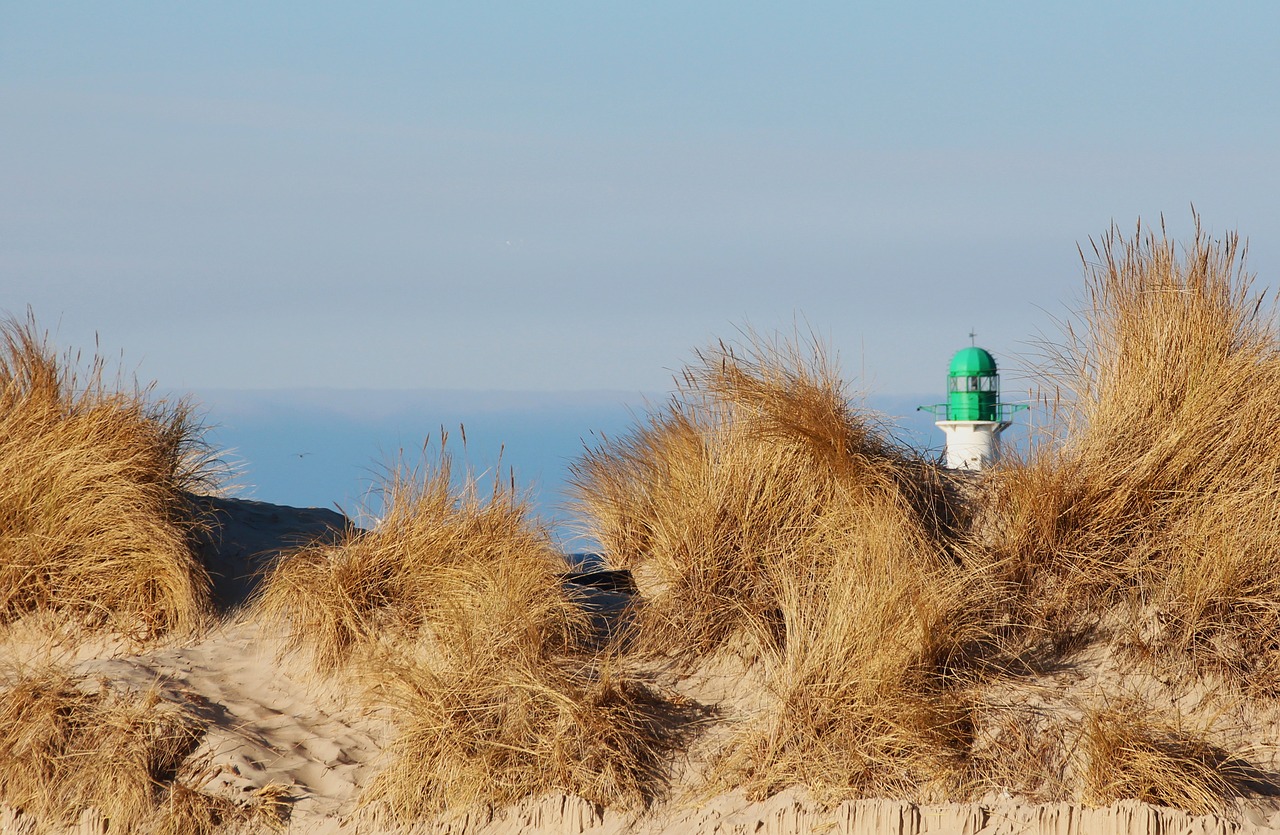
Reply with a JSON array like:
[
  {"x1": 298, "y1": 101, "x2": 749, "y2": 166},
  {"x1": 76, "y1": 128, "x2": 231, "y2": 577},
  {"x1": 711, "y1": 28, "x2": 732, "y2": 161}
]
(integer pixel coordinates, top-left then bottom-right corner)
[
  {"x1": 0, "y1": 666, "x2": 291, "y2": 833},
  {"x1": 0, "y1": 314, "x2": 215, "y2": 638},
  {"x1": 0, "y1": 668, "x2": 202, "y2": 831},
  {"x1": 717, "y1": 497, "x2": 982, "y2": 802},
  {"x1": 1081, "y1": 698, "x2": 1264, "y2": 815},
  {"x1": 574, "y1": 334, "x2": 987, "y2": 801},
  {"x1": 362, "y1": 658, "x2": 691, "y2": 817},
  {"x1": 155, "y1": 783, "x2": 290, "y2": 835},
  {"x1": 259, "y1": 442, "x2": 691, "y2": 819},
  {"x1": 978, "y1": 218, "x2": 1280, "y2": 688},
  {"x1": 257, "y1": 444, "x2": 583, "y2": 673}
]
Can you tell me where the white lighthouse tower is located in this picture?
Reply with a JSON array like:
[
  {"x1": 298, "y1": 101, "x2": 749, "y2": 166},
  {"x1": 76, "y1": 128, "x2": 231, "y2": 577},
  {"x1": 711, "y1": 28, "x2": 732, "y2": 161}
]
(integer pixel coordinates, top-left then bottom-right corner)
[{"x1": 918, "y1": 344, "x2": 1026, "y2": 471}]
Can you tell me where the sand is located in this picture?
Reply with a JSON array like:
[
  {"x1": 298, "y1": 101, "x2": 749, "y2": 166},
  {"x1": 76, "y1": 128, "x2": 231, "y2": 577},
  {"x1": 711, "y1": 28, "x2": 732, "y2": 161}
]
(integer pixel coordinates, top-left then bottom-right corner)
[{"x1": 4, "y1": 496, "x2": 1280, "y2": 835}]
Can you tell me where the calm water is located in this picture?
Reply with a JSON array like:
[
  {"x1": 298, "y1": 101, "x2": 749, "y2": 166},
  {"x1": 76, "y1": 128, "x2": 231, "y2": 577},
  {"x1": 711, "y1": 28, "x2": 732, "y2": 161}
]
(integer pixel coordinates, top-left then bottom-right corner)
[{"x1": 194, "y1": 388, "x2": 969, "y2": 549}]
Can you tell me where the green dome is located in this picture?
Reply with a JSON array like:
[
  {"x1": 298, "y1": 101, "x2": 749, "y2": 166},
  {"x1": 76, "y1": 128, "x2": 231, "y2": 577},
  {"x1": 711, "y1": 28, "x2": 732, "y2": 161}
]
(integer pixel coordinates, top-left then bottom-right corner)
[{"x1": 948, "y1": 346, "x2": 998, "y2": 377}]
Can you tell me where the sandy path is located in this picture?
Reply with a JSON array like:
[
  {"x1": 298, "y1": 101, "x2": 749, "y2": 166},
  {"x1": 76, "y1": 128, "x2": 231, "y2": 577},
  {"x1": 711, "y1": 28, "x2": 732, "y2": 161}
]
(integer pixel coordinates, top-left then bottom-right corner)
[{"x1": 75, "y1": 617, "x2": 389, "y2": 824}]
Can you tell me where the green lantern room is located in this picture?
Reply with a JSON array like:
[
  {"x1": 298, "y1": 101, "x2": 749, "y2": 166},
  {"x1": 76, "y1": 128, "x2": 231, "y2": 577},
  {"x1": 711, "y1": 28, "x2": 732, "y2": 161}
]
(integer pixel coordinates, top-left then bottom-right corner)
[{"x1": 919, "y1": 344, "x2": 1026, "y2": 470}]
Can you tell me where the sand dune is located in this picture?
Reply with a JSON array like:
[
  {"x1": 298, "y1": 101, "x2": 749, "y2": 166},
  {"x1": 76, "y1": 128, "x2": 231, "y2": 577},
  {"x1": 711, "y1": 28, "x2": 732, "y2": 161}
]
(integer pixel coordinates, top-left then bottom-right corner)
[
  {"x1": 9, "y1": 227, "x2": 1280, "y2": 833},
  {"x1": 4, "y1": 495, "x2": 1279, "y2": 835}
]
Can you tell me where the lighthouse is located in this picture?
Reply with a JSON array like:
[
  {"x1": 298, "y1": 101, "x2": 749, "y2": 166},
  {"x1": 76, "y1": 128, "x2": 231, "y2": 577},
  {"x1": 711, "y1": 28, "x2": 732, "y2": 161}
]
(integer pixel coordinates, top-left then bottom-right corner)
[{"x1": 918, "y1": 345, "x2": 1026, "y2": 471}]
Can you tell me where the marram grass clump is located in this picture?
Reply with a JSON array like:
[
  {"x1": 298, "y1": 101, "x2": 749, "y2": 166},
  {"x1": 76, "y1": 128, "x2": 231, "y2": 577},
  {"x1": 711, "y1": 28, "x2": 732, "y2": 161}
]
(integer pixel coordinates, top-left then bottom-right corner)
[
  {"x1": 977, "y1": 219, "x2": 1280, "y2": 689},
  {"x1": 571, "y1": 336, "x2": 969, "y2": 661},
  {"x1": 714, "y1": 496, "x2": 984, "y2": 803},
  {"x1": 361, "y1": 655, "x2": 689, "y2": 817},
  {"x1": 0, "y1": 667, "x2": 287, "y2": 834},
  {"x1": 257, "y1": 445, "x2": 583, "y2": 673},
  {"x1": 1080, "y1": 698, "x2": 1263, "y2": 816},
  {"x1": 0, "y1": 315, "x2": 215, "y2": 639},
  {"x1": 574, "y1": 335, "x2": 990, "y2": 802},
  {"x1": 258, "y1": 444, "x2": 691, "y2": 818}
]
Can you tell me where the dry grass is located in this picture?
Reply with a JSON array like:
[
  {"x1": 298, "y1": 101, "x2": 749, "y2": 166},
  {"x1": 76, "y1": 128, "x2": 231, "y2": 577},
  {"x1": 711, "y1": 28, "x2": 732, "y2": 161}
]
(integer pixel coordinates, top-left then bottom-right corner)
[
  {"x1": 0, "y1": 668, "x2": 200, "y2": 831},
  {"x1": 961, "y1": 218, "x2": 1280, "y2": 811},
  {"x1": 154, "y1": 783, "x2": 290, "y2": 835},
  {"x1": 968, "y1": 702, "x2": 1073, "y2": 802},
  {"x1": 18, "y1": 214, "x2": 1280, "y2": 820},
  {"x1": 0, "y1": 667, "x2": 285, "y2": 834},
  {"x1": 716, "y1": 498, "x2": 983, "y2": 802},
  {"x1": 256, "y1": 443, "x2": 584, "y2": 673},
  {"x1": 1080, "y1": 698, "x2": 1263, "y2": 815},
  {"x1": 976, "y1": 218, "x2": 1280, "y2": 689},
  {"x1": 572, "y1": 336, "x2": 967, "y2": 661},
  {"x1": 258, "y1": 442, "x2": 691, "y2": 819},
  {"x1": 362, "y1": 657, "x2": 691, "y2": 817},
  {"x1": 573, "y1": 335, "x2": 989, "y2": 801},
  {"x1": 0, "y1": 315, "x2": 215, "y2": 639}
]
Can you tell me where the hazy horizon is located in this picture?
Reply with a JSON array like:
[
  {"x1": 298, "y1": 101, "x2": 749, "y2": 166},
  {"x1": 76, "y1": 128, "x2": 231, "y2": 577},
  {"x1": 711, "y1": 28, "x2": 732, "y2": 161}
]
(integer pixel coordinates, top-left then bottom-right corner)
[{"x1": 193, "y1": 385, "x2": 1006, "y2": 547}]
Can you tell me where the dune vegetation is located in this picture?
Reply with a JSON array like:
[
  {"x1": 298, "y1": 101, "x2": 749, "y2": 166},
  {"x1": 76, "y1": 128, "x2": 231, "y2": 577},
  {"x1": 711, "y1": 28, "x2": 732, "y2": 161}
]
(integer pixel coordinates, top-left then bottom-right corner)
[
  {"x1": 569, "y1": 219, "x2": 1280, "y2": 813},
  {"x1": 0, "y1": 667, "x2": 287, "y2": 835},
  {"x1": 257, "y1": 445, "x2": 582, "y2": 675},
  {"x1": 967, "y1": 219, "x2": 1280, "y2": 812},
  {"x1": 975, "y1": 221, "x2": 1280, "y2": 695},
  {"x1": 1078, "y1": 698, "x2": 1266, "y2": 815},
  {"x1": 570, "y1": 336, "x2": 987, "y2": 802},
  {"x1": 7, "y1": 217, "x2": 1280, "y2": 830},
  {"x1": 0, "y1": 314, "x2": 216, "y2": 639},
  {"x1": 256, "y1": 441, "x2": 692, "y2": 819},
  {"x1": 0, "y1": 316, "x2": 238, "y2": 830}
]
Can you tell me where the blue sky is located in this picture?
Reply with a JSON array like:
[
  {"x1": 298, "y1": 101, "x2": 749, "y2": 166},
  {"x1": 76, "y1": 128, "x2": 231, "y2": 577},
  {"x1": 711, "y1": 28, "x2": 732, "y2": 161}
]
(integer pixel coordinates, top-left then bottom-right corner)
[{"x1": 6, "y1": 1, "x2": 1279, "y2": 399}]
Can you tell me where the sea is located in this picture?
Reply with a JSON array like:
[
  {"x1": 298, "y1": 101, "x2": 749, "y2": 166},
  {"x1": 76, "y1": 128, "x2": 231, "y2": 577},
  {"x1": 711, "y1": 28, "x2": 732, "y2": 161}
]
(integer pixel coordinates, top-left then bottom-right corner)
[{"x1": 193, "y1": 388, "x2": 1005, "y2": 550}]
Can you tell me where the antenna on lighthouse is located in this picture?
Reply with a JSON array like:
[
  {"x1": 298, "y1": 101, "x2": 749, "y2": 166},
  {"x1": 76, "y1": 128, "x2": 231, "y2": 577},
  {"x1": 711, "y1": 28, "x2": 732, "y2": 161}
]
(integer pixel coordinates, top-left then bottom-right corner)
[{"x1": 917, "y1": 342, "x2": 1027, "y2": 471}]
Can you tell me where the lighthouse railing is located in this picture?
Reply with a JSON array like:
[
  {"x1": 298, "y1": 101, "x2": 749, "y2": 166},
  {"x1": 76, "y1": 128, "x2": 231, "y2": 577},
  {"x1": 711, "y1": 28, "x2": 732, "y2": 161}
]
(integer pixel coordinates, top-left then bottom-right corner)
[{"x1": 916, "y1": 403, "x2": 1029, "y2": 421}]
